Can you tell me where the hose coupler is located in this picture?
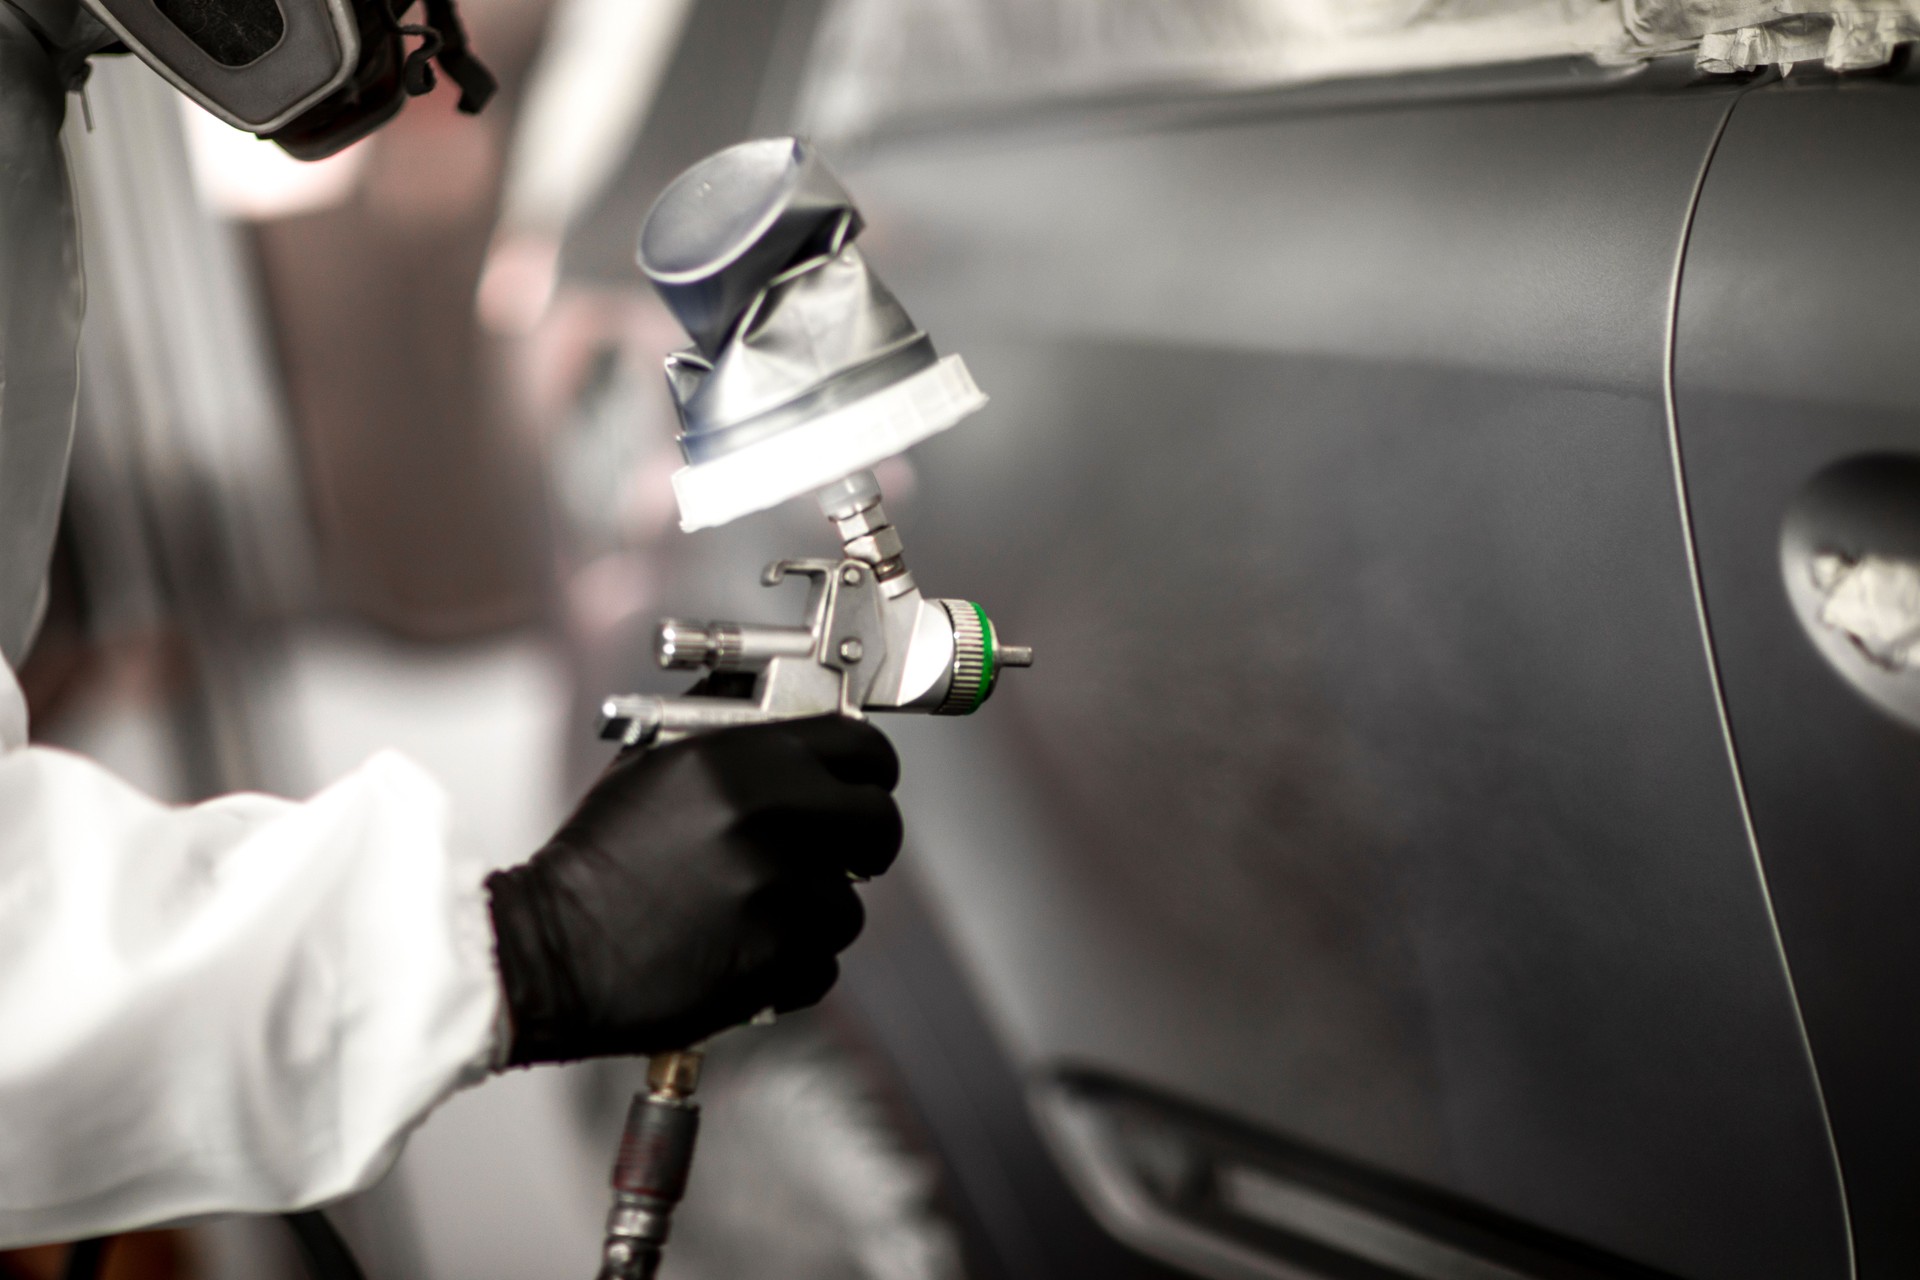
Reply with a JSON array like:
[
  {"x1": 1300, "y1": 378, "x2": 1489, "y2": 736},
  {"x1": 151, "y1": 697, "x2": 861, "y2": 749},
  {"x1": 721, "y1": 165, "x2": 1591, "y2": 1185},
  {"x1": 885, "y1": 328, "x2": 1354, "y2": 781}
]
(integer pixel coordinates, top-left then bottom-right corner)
[{"x1": 596, "y1": 1051, "x2": 705, "y2": 1280}]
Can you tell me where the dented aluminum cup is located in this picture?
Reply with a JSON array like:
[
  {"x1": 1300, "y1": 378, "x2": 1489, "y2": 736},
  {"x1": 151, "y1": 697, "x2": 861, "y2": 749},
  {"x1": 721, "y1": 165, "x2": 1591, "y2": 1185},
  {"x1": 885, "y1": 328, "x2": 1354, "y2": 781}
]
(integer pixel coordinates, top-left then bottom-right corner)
[{"x1": 636, "y1": 137, "x2": 986, "y2": 532}]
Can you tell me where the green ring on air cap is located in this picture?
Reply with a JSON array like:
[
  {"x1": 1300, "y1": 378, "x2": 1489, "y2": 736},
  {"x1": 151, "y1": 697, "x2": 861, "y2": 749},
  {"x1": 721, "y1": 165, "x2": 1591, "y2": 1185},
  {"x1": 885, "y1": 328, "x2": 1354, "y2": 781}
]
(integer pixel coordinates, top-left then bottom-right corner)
[{"x1": 970, "y1": 601, "x2": 996, "y2": 713}]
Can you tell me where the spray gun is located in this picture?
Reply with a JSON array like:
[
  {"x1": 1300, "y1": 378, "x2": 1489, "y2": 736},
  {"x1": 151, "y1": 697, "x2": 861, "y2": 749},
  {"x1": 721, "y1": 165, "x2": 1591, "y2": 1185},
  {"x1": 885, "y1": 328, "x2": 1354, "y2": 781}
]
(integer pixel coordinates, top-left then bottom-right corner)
[{"x1": 590, "y1": 137, "x2": 1030, "y2": 1280}]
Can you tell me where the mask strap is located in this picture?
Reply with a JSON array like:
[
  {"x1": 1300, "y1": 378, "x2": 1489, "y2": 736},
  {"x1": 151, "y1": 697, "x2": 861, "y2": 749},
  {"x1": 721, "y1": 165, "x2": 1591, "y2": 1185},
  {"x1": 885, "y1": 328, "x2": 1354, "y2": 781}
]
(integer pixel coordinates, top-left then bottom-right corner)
[
  {"x1": 423, "y1": 0, "x2": 496, "y2": 113},
  {"x1": 379, "y1": 0, "x2": 497, "y2": 113}
]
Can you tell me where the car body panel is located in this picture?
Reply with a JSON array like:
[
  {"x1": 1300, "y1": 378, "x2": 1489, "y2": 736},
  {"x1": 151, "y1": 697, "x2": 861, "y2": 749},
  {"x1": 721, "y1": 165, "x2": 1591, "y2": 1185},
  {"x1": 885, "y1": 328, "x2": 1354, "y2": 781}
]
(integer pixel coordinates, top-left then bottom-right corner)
[{"x1": 835, "y1": 85, "x2": 1852, "y2": 1278}]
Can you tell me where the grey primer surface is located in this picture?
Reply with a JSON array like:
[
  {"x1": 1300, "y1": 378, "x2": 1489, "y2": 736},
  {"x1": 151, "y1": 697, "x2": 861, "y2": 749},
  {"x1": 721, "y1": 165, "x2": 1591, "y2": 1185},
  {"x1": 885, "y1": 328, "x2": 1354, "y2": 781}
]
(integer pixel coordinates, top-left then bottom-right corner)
[
  {"x1": 1674, "y1": 80, "x2": 1920, "y2": 1279},
  {"x1": 837, "y1": 84, "x2": 1853, "y2": 1279}
]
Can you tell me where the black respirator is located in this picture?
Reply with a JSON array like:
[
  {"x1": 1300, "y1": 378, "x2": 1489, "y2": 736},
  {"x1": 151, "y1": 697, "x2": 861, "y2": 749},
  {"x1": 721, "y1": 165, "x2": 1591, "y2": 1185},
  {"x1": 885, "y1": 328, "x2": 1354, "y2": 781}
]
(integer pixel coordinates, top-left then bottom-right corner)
[{"x1": 78, "y1": 0, "x2": 493, "y2": 158}]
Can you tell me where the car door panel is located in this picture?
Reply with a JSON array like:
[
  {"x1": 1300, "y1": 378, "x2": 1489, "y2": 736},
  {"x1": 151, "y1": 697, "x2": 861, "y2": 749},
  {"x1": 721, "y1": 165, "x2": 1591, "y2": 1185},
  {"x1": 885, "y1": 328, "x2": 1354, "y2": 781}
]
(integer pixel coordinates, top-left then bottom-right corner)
[{"x1": 837, "y1": 87, "x2": 1851, "y2": 1278}]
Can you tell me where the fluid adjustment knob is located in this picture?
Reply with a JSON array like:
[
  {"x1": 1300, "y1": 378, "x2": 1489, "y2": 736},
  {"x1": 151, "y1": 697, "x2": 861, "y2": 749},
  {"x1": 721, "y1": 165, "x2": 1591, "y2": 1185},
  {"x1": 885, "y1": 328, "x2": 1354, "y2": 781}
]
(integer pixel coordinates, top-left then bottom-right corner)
[
  {"x1": 638, "y1": 137, "x2": 860, "y2": 357},
  {"x1": 934, "y1": 600, "x2": 1032, "y2": 716},
  {"x1": 655, "y1": 620, "x2": 721, "y2": 670}
]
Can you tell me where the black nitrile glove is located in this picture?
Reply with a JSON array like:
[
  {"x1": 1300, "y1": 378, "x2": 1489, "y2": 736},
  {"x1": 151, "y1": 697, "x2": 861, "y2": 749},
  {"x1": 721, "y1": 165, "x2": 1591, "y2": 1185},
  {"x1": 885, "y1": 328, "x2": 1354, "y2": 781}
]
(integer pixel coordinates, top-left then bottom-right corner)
[{"x1": 486, "y1": 716, "x2": 901, "y2": 1066}]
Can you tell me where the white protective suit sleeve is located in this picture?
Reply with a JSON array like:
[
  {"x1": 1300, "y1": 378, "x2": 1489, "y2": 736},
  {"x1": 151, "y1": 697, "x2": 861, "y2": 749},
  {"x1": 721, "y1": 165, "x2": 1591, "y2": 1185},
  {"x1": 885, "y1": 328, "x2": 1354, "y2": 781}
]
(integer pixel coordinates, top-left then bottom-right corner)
[{"x1": 0, "y1": 656, "x2": 505, "y2": 1247}]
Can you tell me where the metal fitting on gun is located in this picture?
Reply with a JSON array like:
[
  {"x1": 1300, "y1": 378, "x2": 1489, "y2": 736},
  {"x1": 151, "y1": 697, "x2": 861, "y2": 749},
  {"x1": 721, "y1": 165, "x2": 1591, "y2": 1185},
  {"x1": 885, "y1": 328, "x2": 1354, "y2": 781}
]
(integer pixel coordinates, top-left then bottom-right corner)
[{"x1": 817, "y1": 472, "x2": 914, "y2": 597}]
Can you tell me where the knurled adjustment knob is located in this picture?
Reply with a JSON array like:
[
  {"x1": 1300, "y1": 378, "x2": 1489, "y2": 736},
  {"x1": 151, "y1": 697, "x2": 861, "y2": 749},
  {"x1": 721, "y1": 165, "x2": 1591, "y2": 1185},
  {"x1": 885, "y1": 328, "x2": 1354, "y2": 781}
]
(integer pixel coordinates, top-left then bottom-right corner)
[
  {"x1": 933, "y1": 599, "x2": 1031, "y2": 715},
  {"x1": 656, "y1": 620, "x2": 722, "y2": 669},
  {"x1": 935, "y1": 600, "x2": 990, "y2": 716}
]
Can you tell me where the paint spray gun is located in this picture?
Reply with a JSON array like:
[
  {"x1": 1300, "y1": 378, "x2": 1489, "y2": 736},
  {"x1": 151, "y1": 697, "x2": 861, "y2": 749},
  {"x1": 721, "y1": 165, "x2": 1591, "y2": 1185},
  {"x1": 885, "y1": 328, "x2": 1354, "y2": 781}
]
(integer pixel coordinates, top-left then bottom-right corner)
[{"x1": 590, "y1": 137, "x2": 1030, "y2": 1280}]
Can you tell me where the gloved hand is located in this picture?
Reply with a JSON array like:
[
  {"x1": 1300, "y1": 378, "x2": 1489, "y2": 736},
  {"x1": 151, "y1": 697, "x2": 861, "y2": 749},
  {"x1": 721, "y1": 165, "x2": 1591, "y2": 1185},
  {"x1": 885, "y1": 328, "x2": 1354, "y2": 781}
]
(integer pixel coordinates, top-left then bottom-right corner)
[{"x1": 485, "y1": 716, "x2": 901, "y2": 1065}]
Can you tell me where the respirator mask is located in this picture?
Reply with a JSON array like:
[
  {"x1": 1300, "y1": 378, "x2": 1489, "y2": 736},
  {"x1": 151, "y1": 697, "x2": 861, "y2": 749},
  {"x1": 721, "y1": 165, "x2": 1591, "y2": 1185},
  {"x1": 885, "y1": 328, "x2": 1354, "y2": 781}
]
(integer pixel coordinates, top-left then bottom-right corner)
[{"x1": 77, "y1": 0, "x2": 493, "y2": 157}]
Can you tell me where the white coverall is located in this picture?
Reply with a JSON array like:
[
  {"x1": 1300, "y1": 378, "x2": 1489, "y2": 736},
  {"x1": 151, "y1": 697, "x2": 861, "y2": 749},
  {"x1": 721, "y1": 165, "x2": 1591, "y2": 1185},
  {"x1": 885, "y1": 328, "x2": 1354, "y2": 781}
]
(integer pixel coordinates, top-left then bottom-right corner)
[{"x1": 0, "y1": 657, "x2": 503, "y2": 1248}]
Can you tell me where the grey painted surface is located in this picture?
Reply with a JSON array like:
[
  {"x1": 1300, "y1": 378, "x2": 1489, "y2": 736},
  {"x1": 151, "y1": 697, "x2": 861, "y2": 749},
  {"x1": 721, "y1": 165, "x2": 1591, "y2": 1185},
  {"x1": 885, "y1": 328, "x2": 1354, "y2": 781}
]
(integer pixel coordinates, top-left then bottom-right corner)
[
  {"x1": 831, "y1": 87, "x2": 1852, "y2": 1277},
  {"x1": 1675, "y1": 80, "x2": 1920, "y2": 1279}
]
